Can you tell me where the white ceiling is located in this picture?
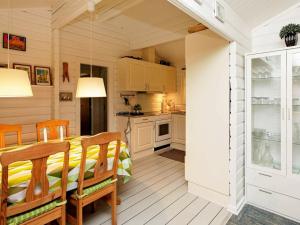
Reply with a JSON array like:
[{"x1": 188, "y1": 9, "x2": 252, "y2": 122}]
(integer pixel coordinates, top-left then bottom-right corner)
[
  {"x1": 105, "y1": 0, "x2": 197, "y2": 49},
  {"x1": 0, "y1": 0, "x2": 59, "y2": 8},
  {"x1": 155, "y1": 39, "x2": 185, "y2": 67},
  {"x1": 224, "y1": 0, "x2": 300, "y2": 28}
]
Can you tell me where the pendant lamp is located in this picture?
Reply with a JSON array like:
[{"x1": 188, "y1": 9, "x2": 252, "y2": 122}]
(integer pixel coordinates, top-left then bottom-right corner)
[{"x1": 76, "y1": 0, "x2": 106, "y2": 98}]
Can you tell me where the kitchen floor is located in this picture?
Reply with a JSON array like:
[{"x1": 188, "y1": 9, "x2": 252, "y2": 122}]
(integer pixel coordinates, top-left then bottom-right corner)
[
  {"x1": 82, "y1": 154, "x2": 231, "y2": 225},
  {"x1": 159, "y1": 149, "x2": 185, "y2": 163},
  {"x1": 227, "y1": 204, "x2": 300, "y2": 225}
]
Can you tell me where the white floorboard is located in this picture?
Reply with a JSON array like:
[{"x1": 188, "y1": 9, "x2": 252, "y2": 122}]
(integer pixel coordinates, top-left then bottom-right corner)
[{"x1": 83, "y1": 154, "x2": 231, "y2": 225}]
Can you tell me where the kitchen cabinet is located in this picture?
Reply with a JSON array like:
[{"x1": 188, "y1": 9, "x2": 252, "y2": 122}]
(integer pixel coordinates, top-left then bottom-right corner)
[
  {"x1": 246, "y1": 47, "x2": 300, "y2": 222},
  {"x1": 161, "y1": 66, "x2": 177, "y2": 93},
  {"x1": 172, "y1": 114, "x2": 186, "y2": 145},
  {"x1": 118, "y1": 58, "x2": 146, "y2": 91},
  {"x1": 132, "y1": 121, "x2": 155, "y2": 153},
  {"x1": 118, "y1": 58, "x2": 176, "y2": 92},
  {"x1": 145, "y1": 64, "x2": 163, "y2": 92}
]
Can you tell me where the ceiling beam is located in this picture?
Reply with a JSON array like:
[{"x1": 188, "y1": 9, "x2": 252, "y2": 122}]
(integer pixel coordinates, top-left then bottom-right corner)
[
  {"x1": 51, "y1": 0, "x2": 144, "y2": 30},
  {"x1": 188, "y1": 23, "x2": 207, "y2": 33},
  {"x1": 52, "y1": 0, "x2": 103, "y2": 29}
]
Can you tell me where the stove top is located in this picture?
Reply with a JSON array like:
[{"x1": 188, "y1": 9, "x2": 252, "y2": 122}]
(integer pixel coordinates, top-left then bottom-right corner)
[{"x1": 116, "y1": 111, "x2": 144, "y2": 116}]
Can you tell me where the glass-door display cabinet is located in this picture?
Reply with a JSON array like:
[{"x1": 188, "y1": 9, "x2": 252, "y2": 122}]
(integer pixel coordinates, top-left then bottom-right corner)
[
  {"x1": 246, "y1": 51, "x2": 286, "y2": 175},
  {"x1": 287, "y1": 49, "x2": 300, "y2": 177},
  {"x1": 246, "y1": 48, "x2": 300, "y2": 223}
]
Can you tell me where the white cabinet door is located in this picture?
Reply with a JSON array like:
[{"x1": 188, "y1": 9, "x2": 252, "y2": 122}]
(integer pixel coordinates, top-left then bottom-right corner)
[
  {"x1": 246, "y1": 51, "x2": 287, "y2": 176},
  {"x1": 287, "y1": 48, "x2": 300, "y2": 179},
  {"x1": 172, "y1": 115, "x2": 185, "y2": 144},
  {"x1": 129, "y1": 61, "x2": 146, "y2": 91},
  {"x1": 134, "y1": 122, "x2": 155, "y2": 153},
  {"x1": 145, "y1": 64, "x2": 163, "y2": 92}
]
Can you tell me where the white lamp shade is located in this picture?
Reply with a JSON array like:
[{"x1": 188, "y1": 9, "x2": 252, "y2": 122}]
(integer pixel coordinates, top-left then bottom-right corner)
[
  {"x1": 76, "y1": 77, "x2": 106, "y2": 98},
  {"x1": 0, "y1": 68, "x2": 33, "y2": 97}
]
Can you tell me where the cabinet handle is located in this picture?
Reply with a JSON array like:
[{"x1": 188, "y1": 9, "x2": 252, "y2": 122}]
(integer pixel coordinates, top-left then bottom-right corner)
[
  {"x1": 258, "y1": 172, "x2": 272, "y2": 178},
  {"x1": 259, "y1": 189, "x2": 272, "y2": 195}
]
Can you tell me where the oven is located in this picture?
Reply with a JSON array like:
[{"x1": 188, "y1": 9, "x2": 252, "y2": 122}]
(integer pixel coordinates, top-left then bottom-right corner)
[{"x1": 155, "y1": 119, "x2": 172, "y2": 146}]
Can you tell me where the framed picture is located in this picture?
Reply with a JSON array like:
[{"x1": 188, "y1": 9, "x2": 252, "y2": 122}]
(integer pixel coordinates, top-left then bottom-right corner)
[
  {"x1": 214, "y1": 1, "x2": 225, "y2": 23},
  {"x1": 13, "y1": 63, "x2": 32, "y2": 84},
  {"x1": 0, "y1": 63, "x2": 8, "y2": 68},
  {"x1": 34, "y1": 66, "x2": 51, "y2": 86},
  {"x1": 3, "y1": 33, "x2": 26, "y2": 51}
]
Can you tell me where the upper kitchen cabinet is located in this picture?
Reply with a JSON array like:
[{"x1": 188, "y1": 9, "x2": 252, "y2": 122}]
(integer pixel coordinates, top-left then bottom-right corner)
[
  {"x1": 117, "y1": 58, "x2": 176, "y2": 92},
  {"x1": 118, "y1": 58, "x2": 146, "y2": 91},
  {"x1": 161, "y1": 66, "x2": 177, "y2": 93},
  {"x1": 145, "y1": 64, "x2": 163, "y2": 92}
]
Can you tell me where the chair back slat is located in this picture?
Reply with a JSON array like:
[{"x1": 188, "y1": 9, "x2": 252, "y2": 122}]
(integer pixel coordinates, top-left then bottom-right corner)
[
  {"x1": 0, "y1": 124, "x2": 22, "y2": 148},
  {"x1": 36, "y1": 120, "x2": 69, "y2": 141},
  {"x1": 0, "y1": 142, "x2": 70, "y2": 224},
  {"x1": 77, "y1": 132, "x2": 121, "y2": 195}
]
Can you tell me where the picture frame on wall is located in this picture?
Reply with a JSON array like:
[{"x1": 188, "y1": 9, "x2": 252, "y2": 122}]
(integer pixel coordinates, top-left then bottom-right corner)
[
  {"x1": 3, "y1": 33, "x2": 26, "y2": 51},
  {"x1": 0, "y1": 63, "x2": 8, "y2": 68},
  {"x1": 13, "y1": 63, "x2": 32, "y2": 84},
  {"x1": 34, "y1": 66, "x2": 51, "y2": 86}
]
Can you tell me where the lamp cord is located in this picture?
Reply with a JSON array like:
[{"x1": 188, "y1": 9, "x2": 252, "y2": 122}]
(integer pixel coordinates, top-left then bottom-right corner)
[
  {"x1": 89, "y1": 10, "x2": 93, "y2": 77},
  {"x1": 7, "y1": 0, "x2": 11, "y2": 68}
]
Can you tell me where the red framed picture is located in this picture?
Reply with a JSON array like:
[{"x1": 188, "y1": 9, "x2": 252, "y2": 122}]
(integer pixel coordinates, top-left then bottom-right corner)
[{"x1": 3, "y1": 33, "x2": 26, "y2": 51}]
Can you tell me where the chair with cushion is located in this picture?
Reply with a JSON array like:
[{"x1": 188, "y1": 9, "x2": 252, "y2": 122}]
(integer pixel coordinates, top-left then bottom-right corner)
[
  {"x1": 0, "y1": 124, "x2": 22, "y2": 148},
  {"x1": 67, "y1": 132, "x2": 121, "y2": 225},
  {"x1": 0, "y1": 141, "x2": 70, "y2": 225},
  {"x1": 36, "y1": 120, "x2": 69, "y2": 142}
]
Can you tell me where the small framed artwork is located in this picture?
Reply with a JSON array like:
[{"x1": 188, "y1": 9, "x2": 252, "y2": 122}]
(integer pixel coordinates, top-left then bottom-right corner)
[
  {"x1": 3, "y1": 33, "x2": 26, "y2": 51},
  {"x1": 214, "y1": 1, "x2": 225, "y2": 23},
  {"x1": 0, "y1": 63, "x2": 8, "y2": 68},
  {"x1": 13, "y1": 63, "x2": 32, "y2": 84},
  {"x1": 34, "y1": 66, "x2": 51, "y2": 86}
]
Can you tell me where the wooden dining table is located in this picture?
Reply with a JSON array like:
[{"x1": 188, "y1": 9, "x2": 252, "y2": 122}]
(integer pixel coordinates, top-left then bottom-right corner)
[{"x1": 0, "y1": 136, "x2": 132, "y2": 205}]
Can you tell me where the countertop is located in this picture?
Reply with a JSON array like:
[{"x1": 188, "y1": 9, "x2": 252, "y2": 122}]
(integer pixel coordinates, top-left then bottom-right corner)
[{"x1": 116, "y1": 111, "x2": 185, "y2": 118}]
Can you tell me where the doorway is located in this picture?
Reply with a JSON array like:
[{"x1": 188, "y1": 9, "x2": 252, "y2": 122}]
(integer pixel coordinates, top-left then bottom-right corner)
[{"x1": 80, "y1": 64, "x2": 108, "y2": 135}]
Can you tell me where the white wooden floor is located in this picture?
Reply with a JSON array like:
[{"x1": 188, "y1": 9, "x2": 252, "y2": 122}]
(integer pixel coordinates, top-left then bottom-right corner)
[{"x1": 83, "y1": 154, "x2": 232, "y2": 225}]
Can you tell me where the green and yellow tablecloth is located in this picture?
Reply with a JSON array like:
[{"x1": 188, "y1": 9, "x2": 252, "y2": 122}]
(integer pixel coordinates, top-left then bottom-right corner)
[{"x1": 0, "y1": 136, "x2": 132, "y2": 204}]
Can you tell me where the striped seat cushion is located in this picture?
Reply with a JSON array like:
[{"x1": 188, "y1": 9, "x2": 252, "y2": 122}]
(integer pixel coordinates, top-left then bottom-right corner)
[
  {"x1": 7, "y1": 200, "x2": 66, "y2": 225},
  {"x1": 72, "y1": 178, "x2": 117, "y2": 199}
]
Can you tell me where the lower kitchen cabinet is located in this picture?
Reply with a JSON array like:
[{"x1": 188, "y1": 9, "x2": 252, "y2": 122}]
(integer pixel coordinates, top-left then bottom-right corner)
[
  {"x1": 132, "y1": 121, "x2": 155, "y2": 153},
  {"x1": 172, "y1": 114, "x2": 186, "y2": 147}
]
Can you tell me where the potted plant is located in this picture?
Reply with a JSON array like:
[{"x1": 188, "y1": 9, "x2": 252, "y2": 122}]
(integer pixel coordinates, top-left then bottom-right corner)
[
  {"x1": 133, "y1": 104, "x2": 142, "y2": 114},
  {"x1": 279, "y1": 23, "x2": 300, "y2": 47}
]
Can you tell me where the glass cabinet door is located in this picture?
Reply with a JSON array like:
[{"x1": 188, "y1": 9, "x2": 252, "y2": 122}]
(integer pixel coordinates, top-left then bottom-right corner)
[
  {"x1": 287, "y1": 50, "x2": 300, "y2": 177},
  {"x1": 247, "y1": 51, "x2": 286, "y2": 174}
]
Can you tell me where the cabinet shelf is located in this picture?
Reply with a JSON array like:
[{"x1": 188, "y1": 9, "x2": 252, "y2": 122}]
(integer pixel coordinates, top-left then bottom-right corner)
[
  {"x1": 252, "y1": 97, "x2": 281, "y2": 105},
  {"x1": 252, "y1": 76, "x2": 280, "y2": 80}
]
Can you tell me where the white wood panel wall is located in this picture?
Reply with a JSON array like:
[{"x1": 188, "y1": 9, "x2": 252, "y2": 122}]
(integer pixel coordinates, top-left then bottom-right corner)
[
  {"x1": 228, "y1": 42, "x2": 248, "y2": 214},
  {"x1": 59, "y1": 17, "x2": 134, "y2": 134},
  {"x1": 252, "y1": 4, "x2": 300, "y2": 52},
  {"x1": 0, "y1": 8, "x2": 52, "y2": 145}
]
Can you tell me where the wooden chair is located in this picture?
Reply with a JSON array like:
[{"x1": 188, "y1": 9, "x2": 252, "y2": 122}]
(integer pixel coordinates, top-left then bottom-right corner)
[
  {"x1": 36, "y1": 120, "x2": 70, "y2": 142},
  {"x1": 0, "y1": 141, "x2": 70, "y2": 225},
  {"x1": 0, "y1": 124, "x2": 22, "y2": 148},
  {"x1": 67, "y1": 132, "x2": 121, "y2": 225}
]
